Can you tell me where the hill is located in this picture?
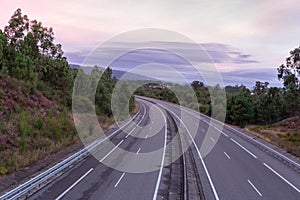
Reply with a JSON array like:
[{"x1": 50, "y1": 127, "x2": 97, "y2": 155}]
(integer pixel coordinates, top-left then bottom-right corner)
[
  {"x1": 70, "y1": 64, "x2": 154, "y2": 81},
  {"x1": 246, "y1": 116, "x2": 300, "y2": 158},
  {"x1": 0, "y1": 74, "x2": 77, "y2": 175}
]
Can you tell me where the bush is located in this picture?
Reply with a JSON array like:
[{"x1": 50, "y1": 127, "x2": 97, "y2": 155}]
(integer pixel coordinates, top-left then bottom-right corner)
[
  {"x1": 19, "y1": 111, "x2": 31, "y2": 137},
  {"x1": 34, "y1": 115, "x2": 43, "y2": 130},
  {"x1": 0, "y1": 165, "x2": 7, "y2": 175}
]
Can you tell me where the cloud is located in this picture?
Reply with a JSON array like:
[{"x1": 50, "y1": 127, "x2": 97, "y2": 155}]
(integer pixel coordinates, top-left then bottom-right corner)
[
  {"x1": 65, "y1": 41, "x2": 258, "y2": 66},
  {"x1": 201, "y1": 43, "x2": 258, "y2": 64},
  {"x1": 221, "y1": 68, "x2": 281, "y2": 87},
  {"x1": 65, "y1": 41, "x2": 266, "y2": 86}
]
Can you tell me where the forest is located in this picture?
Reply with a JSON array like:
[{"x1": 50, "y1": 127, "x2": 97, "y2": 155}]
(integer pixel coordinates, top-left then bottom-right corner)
[
  {"x1": 0, "y1": 8, "x2": 299, "y2": 174},
  {"x1": 0, "y1": 9, "x2": 134, "y2": 175},
  {"x1": 135, "y1": 49, "x2": 300, "y2": 127}
]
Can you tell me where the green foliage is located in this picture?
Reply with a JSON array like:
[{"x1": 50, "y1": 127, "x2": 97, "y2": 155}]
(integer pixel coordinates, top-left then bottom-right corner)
[
  {"x1": 277, "y1": 46, "x2": 300, "y2": 89},
  {"x1": 0, "y1": 9, "x2": 127, "y2": 176},
  {"x1": 0, "y1": 121, "x2": 7, "y2": 134},
  {"x1": 1, "y1": 6, "x2": 133, "y2": 119},
  {"x1": 19, "y1": 137, "x2": 28, "y2": 152},
  {"x1": 253, "y1": 81, "x2": 269, "y2": 95},
  {"x1": 95, "y1": 67, "x2": 117, "y2": 116},
  {"x1": 34, "y1": 115, "x2": 43, "y2": 130},
  {"x1": 19, "y1": 111, "x2": 31, "y2": 137},
  {"x1": 0, "y1": 165, "x2": 8, "y2": 175},
  {"x1": 0, "y1": 8, "x2": 77, "y2": 108},
  {"x1": 227, "y1": 90, "x2": 253, "y2": 127},
  {"x1": 0, "y1": 30, "x2": 8, "y2": 71}
]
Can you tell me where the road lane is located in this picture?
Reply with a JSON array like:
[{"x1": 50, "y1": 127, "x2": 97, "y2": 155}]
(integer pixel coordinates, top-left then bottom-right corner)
[
  {"x1": 29, "y1": 99, "x2": 168, "y2": 200},
  {"x1": 20, "y1": 96, "x2": 300, "y2": 200},
  {"x1": 139, "y1": 96, "x2": 300, "y2": 200}
]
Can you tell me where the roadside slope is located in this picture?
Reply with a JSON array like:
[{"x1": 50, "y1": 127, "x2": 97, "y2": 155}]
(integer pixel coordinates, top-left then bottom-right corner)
[
  {"x1": 0, "y1": 74, "x2": 77, "y2": 176},
  {"x1": 246, "y1": 116, "x2": 300, "y2": 158}
]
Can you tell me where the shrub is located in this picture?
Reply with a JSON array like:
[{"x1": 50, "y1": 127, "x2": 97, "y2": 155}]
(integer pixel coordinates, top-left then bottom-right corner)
[
  {"x1": 19, "y1": 111, "x2": 31, "y2": 137},
  {"x1": 34, "y1": 115, "x2": 43, "y2": 130},
  {"x1": 0, "y1": 165, "x2": 7, "y2": 175}
]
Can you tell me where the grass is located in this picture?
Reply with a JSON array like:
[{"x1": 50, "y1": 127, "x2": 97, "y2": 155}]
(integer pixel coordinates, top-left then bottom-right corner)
[
  {"x1": 0, "y1": 109, "x2": 78, "y2": 175},
  {"x1": 0, "y1": 74, "x2": 122, "y2": 176},
  {"x1": 0, "y1": 75, "x2": 78, "y2": 175},
  {"x1": 246, "y1": 116, "x2": 300, "y2": 158}
]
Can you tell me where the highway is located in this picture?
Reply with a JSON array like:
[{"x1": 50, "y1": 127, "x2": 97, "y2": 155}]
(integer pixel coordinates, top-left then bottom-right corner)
[
  {"x1": 144, "y1": 97, "x2": 300, "y2": 200},
  {"x1": 2, "y1": 96, "x2": 300, "y2": 200}
]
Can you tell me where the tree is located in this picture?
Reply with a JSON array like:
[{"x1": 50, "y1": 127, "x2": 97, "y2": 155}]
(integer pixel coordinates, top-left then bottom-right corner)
[
  {"x1": 277, "y1": 46, "x2": 300, "y2": 89},
  {"x1": 0, "y1": 30, "x2": 8, "y2": 71},
  {"x1": 226, "y1": 89, "x2": 253, "y2": 127},
  {"x1": 4, "y1": 8, "x2": 29, "y2": 46},
  {"x1": 253, "y1": 81, "x2": 269, "y2": 95},
  {"x1": 191, "y1": 81, "x2": 204, "y2": 90}
]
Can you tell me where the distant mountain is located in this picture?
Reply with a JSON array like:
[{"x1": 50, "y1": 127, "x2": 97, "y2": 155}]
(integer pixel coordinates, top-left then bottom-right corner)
[{"x1": 70, "y1": 64, "x2": 154, "y2": 81}]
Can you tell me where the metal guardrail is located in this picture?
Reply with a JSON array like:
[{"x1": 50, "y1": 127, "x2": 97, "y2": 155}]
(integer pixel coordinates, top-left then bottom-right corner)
[
  {"x1": 164, "y1": 99, "x2": 300, "y2": 171},
  {"x1": 138, "y1": 96, "x2": 300, "y2": 171},
  {"x1": 0, "y1": 109, "x2": 141, "y2": 200},
  {"x1": 137, "y1": 97, "x2": 189, "y2": 200}
]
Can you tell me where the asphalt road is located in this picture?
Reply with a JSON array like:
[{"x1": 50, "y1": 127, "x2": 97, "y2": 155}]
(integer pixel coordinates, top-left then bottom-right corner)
[
  {"x1": 27, "y1": 97, "x2": 300, "y2": 200},
  {"x1": 30, "y1": 99, "x2": 169, "y2": 200},
  {"x1": 144, "y1": 96, "x2": 300, "y2": 200}
]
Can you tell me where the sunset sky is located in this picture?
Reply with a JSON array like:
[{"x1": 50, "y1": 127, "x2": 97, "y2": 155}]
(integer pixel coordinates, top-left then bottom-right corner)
[{"x1": 1, "y1": 0, "x2": 300, "y2": 87}]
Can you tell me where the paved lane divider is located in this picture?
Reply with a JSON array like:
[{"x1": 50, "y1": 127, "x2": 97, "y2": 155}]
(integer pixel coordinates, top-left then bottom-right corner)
[
  {"x1": 114, "y1": 173, "x2": 126, "y2": 188},
  {"x1": 224, "y1": 152, "x2": 231, "y2": 160},
  {"x1": 230, "y1": 138, "x2": 257, "y2": 159},
  {"x1": 136, "y1": 148, "x2": 141, "y2": 154},
  {"x1": 263, "y1": 163, "x2": 300, "y2": 193},
  {"x1": 152, "y1": 106, "x2": 167, "y2": 200},
  {"x1": 55, "y1": 168, "x2": 94, "y2": 200},
  {"x1": 166, "y1": 101, "x2": 300, "y2": 171},
  {"x1": 0, "y1": 102, "x2": 145, "y2": 200},
  {"x1": 152, "y1": 102, "x2": 220, "y2": 200},
  {"x1": 247, "y1": 179, "x2": 262, "y2": 197}
]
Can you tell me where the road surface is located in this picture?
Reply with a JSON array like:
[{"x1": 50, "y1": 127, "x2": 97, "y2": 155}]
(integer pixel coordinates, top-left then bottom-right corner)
[{"x1": 19, "y1": 97, "x2": 300, "y2": 200}]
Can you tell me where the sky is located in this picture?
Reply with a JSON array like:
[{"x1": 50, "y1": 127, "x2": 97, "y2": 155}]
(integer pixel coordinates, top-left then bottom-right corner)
[{"x1": 1, "y1": 0, "x2": 300, "y2": 87}]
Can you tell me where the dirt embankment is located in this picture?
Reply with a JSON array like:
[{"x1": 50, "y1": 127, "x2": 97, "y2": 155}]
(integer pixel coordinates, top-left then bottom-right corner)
[
  {"x1": 0, "y1": 76, "x2": 139, "y2": 194},
  {"x1": 246, "y1": 116, "x2": 300, "y2": 158}
]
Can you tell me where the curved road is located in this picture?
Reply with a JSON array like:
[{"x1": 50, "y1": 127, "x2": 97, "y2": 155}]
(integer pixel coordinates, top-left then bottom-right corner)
[{"x1": 11, "y1": 97, "x2": 300, "y2": 200}]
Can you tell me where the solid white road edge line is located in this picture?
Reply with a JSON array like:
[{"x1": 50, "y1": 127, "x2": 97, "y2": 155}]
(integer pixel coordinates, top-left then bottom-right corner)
[
  {"x1": 230, "y1": 138, "x2": 257, "y2": 159},
  {"x1": 263, "y1": 163, "x2": 300, "y2": 193},
  {"x1": 55, "y1": 168, "x2": 94, "y2": 200},
  {"x1": 170, "y1": 103, "x2": 300, "y2": 169},
  {"x1": 100, "y1": 101, "x2": 148, "y2": 162},
  {"x1": 156, "y1": 103, "x2": 220, "y2": 200},
  {"x1": 125, "y1": 127, "x2": 136, "y2": 138},
  {"x1": 221, "y1": 132, "x2": 228, "y2": 137},
  {"x1": 114, "y1": 173, "x2": 126, "y2": 188},
  {"x1": 247, "y1": 179, "x2": 262, "y2": 197},
  {"x1": 152, "y1": 106, "x2": 167, "y2": 200}
]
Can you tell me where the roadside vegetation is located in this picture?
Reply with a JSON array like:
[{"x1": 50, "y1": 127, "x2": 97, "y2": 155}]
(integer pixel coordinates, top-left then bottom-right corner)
[
  {"x1": 135, "y1": 47, "x2": 300, "y2": 158},
  {"x1": 0, "y1": 7, "x2": 299, "y2": 175},
  {"x1": 0, "y1": 9, "x2": 134, "y2": 175},
  {"x1": 246, "y1": 116, "x2": 300, "y2": 158}
]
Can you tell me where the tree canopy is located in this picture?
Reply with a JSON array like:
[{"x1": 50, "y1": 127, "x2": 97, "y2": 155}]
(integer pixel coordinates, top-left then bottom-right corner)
[{"x1": 277, "y1": 46, "x2": 300, "y2": 89}]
